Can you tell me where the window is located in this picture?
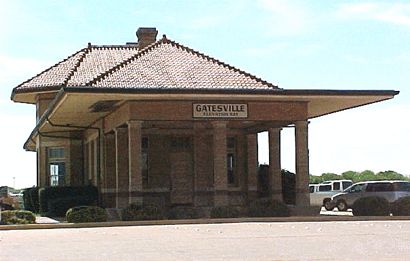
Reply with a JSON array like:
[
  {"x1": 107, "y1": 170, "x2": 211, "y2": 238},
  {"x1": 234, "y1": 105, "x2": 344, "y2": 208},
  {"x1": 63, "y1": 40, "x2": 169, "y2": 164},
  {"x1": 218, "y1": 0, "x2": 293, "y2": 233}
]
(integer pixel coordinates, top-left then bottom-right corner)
[
  {"x1": 333, "y1": 182, "x2": 341, "y2": 191},
  {"x1": 227, "y1": 137, "x2": 237, "y2": 186},
  {"x1": 85, "y1": 139, "x2": 98, "y2": 186},
  {"x1": 142, "y1": 137, "x2": 149, "y2": 185},
  {"x1": 309, "y1": 185, "x2": 316, "y2": 193},
  {"x1": 171, "y1": 137, "x2": 191, "y2": 150},
  {"x1": 349, "y1": 183, "x2": 366, "y2": 193},
  {"x1": 48, "y1": 147, "x2": 64, "y2": 159},
  {"x1": 47, "y1": 147, "x2": 66, "y2": 186},
  {"x1": 318, "y1": 185, "x2": 331, "y2": 192},
  {"x1": 366, "y1": 183, "x2": 393, "y2": 192},
  {"x1": 49, "y1": 162, "x2": 66, "y2": 186},
  {"x1": 394, "y1": 182, "x2": 410, "y2": 192},
  {"x1": 342, "y1": 181, "x2": 353, "y2": 190}
]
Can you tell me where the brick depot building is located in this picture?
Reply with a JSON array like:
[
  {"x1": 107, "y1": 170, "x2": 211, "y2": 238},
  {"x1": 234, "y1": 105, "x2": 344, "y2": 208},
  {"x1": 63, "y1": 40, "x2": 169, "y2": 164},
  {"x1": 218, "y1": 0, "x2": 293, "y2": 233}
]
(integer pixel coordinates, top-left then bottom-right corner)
[{"x1": 11, "y1": 28, "x2": 398, "y2": 210}]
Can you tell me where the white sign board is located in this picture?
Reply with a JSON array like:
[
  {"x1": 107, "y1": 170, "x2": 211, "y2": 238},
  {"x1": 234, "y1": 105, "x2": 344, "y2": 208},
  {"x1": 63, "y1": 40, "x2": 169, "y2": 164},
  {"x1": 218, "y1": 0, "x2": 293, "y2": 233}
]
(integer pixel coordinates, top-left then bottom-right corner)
[{"x1": 193, "y1": 103, "x2": 248, "y2": 118}]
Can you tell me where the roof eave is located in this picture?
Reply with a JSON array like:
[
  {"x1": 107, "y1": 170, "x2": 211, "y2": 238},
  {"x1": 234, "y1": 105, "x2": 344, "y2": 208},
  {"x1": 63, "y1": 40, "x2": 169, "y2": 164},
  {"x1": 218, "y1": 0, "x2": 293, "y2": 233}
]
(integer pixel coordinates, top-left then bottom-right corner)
[
  {"x1": 64, "y1": 86, "x2": 281, "y2": 95},
  {"x1": 62, "y1": 86, "x2": 399, "y2": 98},
  {"x1": 11, "y1": 86, "x2": 63, "y2": 104},
  {"x1": 22, "y1": 86, "x2": 399, "y2": 150},
  {"x1": 22, "y1": 88, "x2": 67, "y2": 150}
]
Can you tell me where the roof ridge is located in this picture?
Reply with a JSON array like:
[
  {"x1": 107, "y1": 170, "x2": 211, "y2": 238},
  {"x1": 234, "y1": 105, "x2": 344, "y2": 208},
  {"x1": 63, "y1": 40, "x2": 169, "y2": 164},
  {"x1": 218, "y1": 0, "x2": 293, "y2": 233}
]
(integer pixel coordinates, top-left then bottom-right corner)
[
  {"x1": 88, "y1": 35, "x2": 278, "y2": 89},
  {"x1": 62, "y1": 45, "x2": 91, "y2": 86},
  {"x1": 89, "y1": 44, "x2": 139, "y2": 49},
  {"x1": 13, "y1": 48, "x2": 88, "y2": 92},
  {"x1": 86, "y1": 37, "x2": 165, "y2": 86},
  {"x1": 165, "y1": 38, "x2": 278, "y2": 89}
]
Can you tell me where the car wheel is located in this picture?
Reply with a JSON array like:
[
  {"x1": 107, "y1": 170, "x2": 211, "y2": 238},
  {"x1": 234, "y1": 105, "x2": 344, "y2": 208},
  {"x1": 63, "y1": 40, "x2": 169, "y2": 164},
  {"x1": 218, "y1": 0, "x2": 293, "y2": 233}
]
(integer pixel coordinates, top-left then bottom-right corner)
[
  {"x1": 324, "y1": 199, "x2": 334, "y2": 211},
  {"x1": 337, "y1": 200, "x2": 348, "y2": 211}
]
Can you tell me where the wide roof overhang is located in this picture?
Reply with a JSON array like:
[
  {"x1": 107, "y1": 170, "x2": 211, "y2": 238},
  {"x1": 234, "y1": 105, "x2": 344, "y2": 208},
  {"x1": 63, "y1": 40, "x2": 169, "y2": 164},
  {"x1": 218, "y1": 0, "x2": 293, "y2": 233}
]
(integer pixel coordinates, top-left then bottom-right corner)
[{"x1": 23, "y1": 86, "x2": 398, "y2": 151}]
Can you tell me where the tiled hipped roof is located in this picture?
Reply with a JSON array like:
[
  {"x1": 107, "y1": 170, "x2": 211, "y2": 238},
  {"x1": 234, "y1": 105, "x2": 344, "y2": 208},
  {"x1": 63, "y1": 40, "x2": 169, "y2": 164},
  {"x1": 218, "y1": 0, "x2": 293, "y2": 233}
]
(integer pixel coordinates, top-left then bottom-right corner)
[
  {"x1": 13, "y1": 36, "x2": 278, "y2": 94},
  {"x1": 14, "y1": 45, "x2": 139, "y2": 91}
]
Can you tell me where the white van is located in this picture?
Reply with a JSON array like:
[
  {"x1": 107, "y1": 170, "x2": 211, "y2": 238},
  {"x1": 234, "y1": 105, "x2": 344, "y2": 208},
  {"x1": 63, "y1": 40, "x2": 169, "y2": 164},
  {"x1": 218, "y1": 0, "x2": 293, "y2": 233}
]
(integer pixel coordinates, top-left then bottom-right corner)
[{"x1": 309, "y1": 180, "x2": 353, "y2": 206}]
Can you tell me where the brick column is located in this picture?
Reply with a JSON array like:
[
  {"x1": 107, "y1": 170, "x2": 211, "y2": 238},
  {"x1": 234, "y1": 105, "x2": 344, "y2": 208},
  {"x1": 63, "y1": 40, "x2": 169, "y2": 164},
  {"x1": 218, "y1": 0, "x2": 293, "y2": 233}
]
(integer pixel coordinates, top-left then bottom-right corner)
[
  {"x1": 295, "y1": 120, "x2": 310, "y2": 207},
  {"x1": 103, "y1": 132, "x2": 116, "y2": 208},
  {"x1": 193, "y1": 122, "x2": 208, "y2": 206},
  {"x1": 128, "y1": 120, "x2": 143, "y2": 205},
  {"x1": 37, "y1": 136, "x2": 47, "y2": 187},
  {"x1": 269, "y1": 128, "x2": 283, "y2": 202},
  {"x1": 247, "y1": 134, "x2": 258, "y2": 203},
  {"x1": 212, "y1": 121, "x2": 228, "y2": 206},
  {"x1": 115, "y1": 127, "x2": 129, "y2": 209}
]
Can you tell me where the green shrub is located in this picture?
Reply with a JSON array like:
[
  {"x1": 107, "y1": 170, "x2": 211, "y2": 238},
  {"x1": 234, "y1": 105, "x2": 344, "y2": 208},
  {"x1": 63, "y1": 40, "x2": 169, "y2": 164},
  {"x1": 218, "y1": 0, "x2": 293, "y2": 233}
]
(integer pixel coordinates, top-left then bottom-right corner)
[
  {"x1": 66, "y1": 206, "x2": 107, "y2": 223},
  {"x1": 248, "y1": 198, "x2": 290, "y2": 217},
  {"x1": 258, "y1": 166, "x2": 296, "y2": 205},
  {"x1": 352, "y1": 196, "x2": 390, "y2": 216},
  {"x1": 1, "y1": 210, "x2": 36, "y2": 225},
  {"x1": 23, "y1": 187, "x2": 40, "y2": 213},
  {"x1": 0, "y1": 202, "x2": 14, "y2": 210},
  {"x1": 22, "y1": 189, "x2": 33, "y2": 211},
  {"x1": 167, "y1": 206, "x2": 200, "y2": 220},
  {"x1": 39, "y1": 186, "x2": 98, "y2": 216},
  {"x1": 122, "y1": 204, "x2": 163, "y2": 221},
  {"x1": 391, "y1": 196, "x2": 410, "y2": 216},
  {"x1": 48, "y1": 196, "x2": 97, "y2": 217},
  {"x1": 210, "y1": 206, "x2": 240, "y2": 218}
]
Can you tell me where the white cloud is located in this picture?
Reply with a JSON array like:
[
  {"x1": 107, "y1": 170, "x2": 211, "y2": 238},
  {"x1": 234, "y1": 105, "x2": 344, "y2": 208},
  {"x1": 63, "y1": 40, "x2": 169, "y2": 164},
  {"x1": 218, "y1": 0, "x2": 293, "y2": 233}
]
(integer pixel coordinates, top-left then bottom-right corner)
[
  {"x1": 310, "y1": 103, "x2": 410, "y2": 175},
  {"x1": 0, "y1": 54, "x2": 51, "y2": 86},
  {"x1": 257, "y1": 0, "x2": 314, "y2": 36},
  {"x1": 190, "y1": 16, "x2": 223, "y2": 29},
  {"x1": 0, "y1": 111, "x2": 36, "y2": 188},
  {"x1": 337, "y1": 2, "x2": 410, "y2": 26},
  {"x1": 0, "y1": 52, "x2": 43, "y2": 188},
  {"x1": 259, "y1": 103, "x2": 410, "y2": 176}
]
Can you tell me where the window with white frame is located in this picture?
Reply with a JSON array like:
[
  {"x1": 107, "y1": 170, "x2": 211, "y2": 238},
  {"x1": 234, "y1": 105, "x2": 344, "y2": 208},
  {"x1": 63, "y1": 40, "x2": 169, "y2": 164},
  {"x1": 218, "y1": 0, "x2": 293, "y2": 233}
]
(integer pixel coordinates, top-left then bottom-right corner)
[
  {"x1": 227, "y1": 137, "x2": 237, "y2": 186},
  {"x1": 47, "y1": 147, "x2": 66, "y2": 186},
  {"x1": 142, "y1": 137, "x2": 149, "y2": 186}
]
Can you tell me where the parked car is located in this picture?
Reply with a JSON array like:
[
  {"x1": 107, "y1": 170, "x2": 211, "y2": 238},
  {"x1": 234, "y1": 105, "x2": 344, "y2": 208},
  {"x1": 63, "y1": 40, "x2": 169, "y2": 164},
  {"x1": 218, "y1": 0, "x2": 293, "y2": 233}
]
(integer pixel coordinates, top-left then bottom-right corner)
[
  {"x1": 309, "y1": 180, "x2": 353, "y2": 206},
  {"x1": 326, "y1": 180, "x2": 410, "y2": 211}
]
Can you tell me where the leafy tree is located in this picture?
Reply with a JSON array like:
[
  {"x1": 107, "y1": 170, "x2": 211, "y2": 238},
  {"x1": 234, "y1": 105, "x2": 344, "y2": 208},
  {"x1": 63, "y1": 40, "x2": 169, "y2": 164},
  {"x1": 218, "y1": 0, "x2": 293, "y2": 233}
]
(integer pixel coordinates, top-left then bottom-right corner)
[
  {"x1": 309, "y1": 175, "x2": 323, "y2": 184},
  {"x1": 310, "y1": 170, "x2": 409, "y2": 184},
  {"x1": 321, "y1": 173, "x2": 342, "y2": 181},
  {"x1": 359, "y1": 170, "x2": 376, "y2": 182},
  {"x1": 342, "y1": 171, "x2": 359, "y2": 182},
  {"x1": 376, "y1": 171, "x2": 409, "y2": 181}
]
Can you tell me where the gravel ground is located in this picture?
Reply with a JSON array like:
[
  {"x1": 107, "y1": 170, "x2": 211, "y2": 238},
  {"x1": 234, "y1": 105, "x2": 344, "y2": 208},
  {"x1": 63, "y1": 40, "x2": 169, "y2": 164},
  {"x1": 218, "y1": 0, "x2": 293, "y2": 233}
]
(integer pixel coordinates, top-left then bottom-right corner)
[{"x1": 1, "y1": 220, "x2": 410, "y2": 260}]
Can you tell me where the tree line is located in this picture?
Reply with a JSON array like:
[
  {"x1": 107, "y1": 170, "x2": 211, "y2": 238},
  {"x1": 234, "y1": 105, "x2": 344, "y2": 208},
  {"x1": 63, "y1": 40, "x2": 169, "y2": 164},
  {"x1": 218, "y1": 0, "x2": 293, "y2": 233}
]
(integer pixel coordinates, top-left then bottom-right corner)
[{"x1": 309, "y1": 170, "x2": 409, "y2": 184}]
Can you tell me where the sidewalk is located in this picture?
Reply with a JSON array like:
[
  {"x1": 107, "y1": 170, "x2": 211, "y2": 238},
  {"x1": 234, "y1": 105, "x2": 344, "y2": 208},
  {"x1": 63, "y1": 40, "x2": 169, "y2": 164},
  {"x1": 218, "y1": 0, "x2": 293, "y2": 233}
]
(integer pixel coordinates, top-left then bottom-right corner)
[
  {"x1": 35, "y1": 216, "x2": 60, "y2": 224},
  {"x1": 2, "y1": 214, "x2": 410, "y2": 231}
]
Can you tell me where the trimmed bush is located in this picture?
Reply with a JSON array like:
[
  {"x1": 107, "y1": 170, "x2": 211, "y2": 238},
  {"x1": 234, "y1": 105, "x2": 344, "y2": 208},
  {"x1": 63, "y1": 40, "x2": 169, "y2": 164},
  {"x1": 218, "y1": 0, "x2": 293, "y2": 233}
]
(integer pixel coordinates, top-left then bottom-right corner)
[
  {"x1": 122, "y1": 204, "x2": 163, "y2": 221},
  {"x1": 66, "y1": 206, "x2": 107, "y2": 223},
  {"x1": 39, "y1": 186, "x2": 98, "y2": 216},
  {"x1": 248, "y1": 198, "x2": 290, "y2": 217},
  {"x1": 22, "y1": 189, "x2": 33, "y2": 211},
  {"x1": 352, "y1": 196, "x2": 390, "y2": 216},
  {"x1": 23, "y1": 187, "x2": 40, "y2": 213},
  {"x1": 48, "y1": 196, "x2": 97, "y2": 217},
  {"x1": 167, "y1": 206, "x2": 200, "y2": 220},
  {"x1": 258, "y1": 166, "x2": 296, "y2": 205},
  {"x1": 391, "y1": 196, "x2": 410, "y2": 216},
  {"x1": 210, "y1": 206, "x2": 240, "y2": 218},
  {"x1": 0, "y1": 202, "x2": 14, "y2": 210},
  {"x1": 1, "y1": 210, "x2": 36, "y2": 225}
]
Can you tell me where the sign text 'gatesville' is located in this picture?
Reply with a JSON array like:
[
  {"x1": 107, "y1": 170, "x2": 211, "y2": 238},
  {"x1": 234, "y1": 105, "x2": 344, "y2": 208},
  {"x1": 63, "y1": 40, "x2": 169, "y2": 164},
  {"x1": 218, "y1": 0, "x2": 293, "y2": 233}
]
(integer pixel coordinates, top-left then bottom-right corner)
[{"x1": 193, "y1": 103, "x2": 248, "y2": 118}]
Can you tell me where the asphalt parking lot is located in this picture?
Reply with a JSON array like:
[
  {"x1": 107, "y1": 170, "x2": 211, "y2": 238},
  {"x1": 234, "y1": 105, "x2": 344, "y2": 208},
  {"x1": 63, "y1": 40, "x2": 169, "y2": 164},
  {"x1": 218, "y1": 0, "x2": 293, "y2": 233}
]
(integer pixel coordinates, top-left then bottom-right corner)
[{"x1": 1, "y1": 220, "x2": 410, "y2": 260}]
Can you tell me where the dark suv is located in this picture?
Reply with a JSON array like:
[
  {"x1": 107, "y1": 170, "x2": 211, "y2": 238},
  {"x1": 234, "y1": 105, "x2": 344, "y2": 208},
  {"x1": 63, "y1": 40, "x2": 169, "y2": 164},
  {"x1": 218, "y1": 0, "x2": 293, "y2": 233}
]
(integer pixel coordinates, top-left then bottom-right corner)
[{"x1": 326, "y1": 181, "x2": 410, "y2": 211}]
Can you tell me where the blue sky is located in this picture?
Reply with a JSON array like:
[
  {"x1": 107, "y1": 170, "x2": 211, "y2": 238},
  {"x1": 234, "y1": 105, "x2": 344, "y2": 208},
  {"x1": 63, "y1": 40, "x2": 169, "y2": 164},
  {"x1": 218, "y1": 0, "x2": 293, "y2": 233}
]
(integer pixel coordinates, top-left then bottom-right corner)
[{"x1": 1, "y1": 0, "x2": 409, "y2": 188}]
